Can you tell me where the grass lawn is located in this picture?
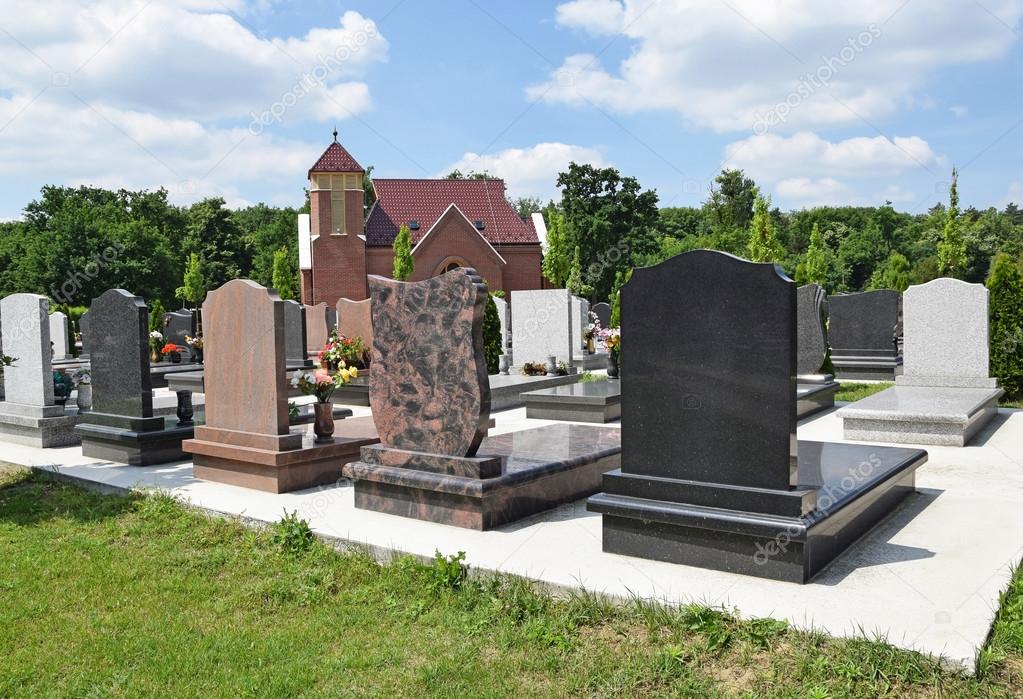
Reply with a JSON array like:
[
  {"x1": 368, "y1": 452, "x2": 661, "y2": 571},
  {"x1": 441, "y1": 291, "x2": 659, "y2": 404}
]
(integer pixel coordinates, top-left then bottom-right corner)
[
  {"x1": 2, "y1": 469, "x2": 1023, "y2": 697},
  {"x1": 835, "y1": 382, "x2": 893, "y2": 403}
]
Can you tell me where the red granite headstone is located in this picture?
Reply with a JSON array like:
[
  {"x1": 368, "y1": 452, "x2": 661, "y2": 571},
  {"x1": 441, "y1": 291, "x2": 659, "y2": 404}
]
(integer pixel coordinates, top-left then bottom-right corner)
[
  {"x1": 368, "y1": 268, "x2": 490, "y2": 457},
  {"x1": 304, "y1": 302, "x2": 330, "y2": 356}
]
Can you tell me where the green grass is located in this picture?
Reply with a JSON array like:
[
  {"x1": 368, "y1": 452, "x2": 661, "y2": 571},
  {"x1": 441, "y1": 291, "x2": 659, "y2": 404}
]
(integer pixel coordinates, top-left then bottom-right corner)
[
  {"x1": 578, "y1": 371, "x2": 607, "y2": 384},
  {"x1": 835, "y1": 382, "x2": 893, "y2": 403},
  {"x1": 2, "y1": 468, "x2": 1023, "y2": 697}
]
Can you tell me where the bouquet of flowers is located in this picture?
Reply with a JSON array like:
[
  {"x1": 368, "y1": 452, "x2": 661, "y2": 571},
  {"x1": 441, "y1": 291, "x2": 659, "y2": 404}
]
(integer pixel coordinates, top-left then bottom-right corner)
[
  {"x1": 291, "y1": 365, "x2": 358, "y2": 403},
  {"x1": 598, "y1": 327, "x2": 620, "y2": 360},
  {"x1": 161, "y1": 342, "x2": 181, "y2": 358},
  {"x1": 319, "y1": 330, "x2": 366, "y2": 369},
  {"x1": 149, "y1": 331, "x2": 164, "y2": 352},
  {"x1": 184, "y1": 334, "x2": 203, "y2": 349},
  {"x1": 583, "y1": 311, "x2": 600, "y2": 342}
]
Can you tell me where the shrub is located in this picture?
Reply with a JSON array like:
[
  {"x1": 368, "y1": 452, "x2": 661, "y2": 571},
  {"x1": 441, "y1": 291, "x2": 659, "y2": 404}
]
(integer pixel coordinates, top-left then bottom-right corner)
[
  {"x1": 988, "y1": 253, "x2": 1023, "y2": 398},
  {"x1": 483, "y1": 293, "x2": 502, "y2": 374}
]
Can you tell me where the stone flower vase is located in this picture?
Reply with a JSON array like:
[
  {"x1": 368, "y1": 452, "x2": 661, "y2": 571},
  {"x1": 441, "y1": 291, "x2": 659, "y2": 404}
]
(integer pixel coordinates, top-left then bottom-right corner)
[
  {"x1": 75, "y1": 381, "x2": 92, "y2": 412},
  {"x1": 606, "y1": 352, "x2": 620, "y2": 379},
  {"x1": 313, "y1": 401, "x2": 335, "y2": 443},
  {"x1": 586, "y1": 336, "x2": 596, "y2": 354},
  {"x1": 170, "y1": 351, "x2": 182, "y2": 364},
  {"x1": 150, "y1": 349, "x2": 161, "y2": 364}
]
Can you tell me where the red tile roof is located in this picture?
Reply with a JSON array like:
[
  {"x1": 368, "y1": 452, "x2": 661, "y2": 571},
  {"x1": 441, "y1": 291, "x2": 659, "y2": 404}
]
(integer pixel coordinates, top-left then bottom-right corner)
[
  {"x1": 365, "y1": 179, "x2": 539, "y2": 247},
  {"x1": 309, "y1": 142, "x2": 364, "y2": 174}
]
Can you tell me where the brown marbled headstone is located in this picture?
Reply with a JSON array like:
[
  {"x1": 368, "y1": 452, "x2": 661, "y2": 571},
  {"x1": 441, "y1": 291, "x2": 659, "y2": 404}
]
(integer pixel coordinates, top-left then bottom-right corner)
[
  {"x1": 304, "y1": 302, "x2": 330, "y2": 356},
  {"x1": 337, "y1": 297, "x2": 373, "y2": 349},
  {"x1": 369, "y1": 268, "x2": 490, "y2": 457},
  {"x1": 196, "y1": 280, "x2": 300, "y2": 451}
]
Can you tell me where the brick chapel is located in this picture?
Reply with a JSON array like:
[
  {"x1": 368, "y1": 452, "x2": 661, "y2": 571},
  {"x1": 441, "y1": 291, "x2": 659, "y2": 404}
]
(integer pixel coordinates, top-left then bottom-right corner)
[{"x1": 299, "y1": 134, "x2": 544, "y2": 305}]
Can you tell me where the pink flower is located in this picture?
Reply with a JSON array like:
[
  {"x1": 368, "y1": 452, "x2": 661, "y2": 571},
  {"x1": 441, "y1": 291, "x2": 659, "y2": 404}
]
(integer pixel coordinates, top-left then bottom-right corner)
[{"x1": 313, "y1": 369, "x2": 333, "y2": 385}]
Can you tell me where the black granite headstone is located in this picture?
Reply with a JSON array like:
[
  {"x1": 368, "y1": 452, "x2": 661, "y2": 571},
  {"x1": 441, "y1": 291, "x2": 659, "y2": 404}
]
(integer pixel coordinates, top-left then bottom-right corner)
[
  {"x1": 78, "y1": 311, "x2": 90, "y2": 359},
  {"x1": 592, "y1": 302, "x2": 612, "y2": 329},
  {"x1": 622, "y1": 250, "x2": 796, "y2": 491},
  {"x1": 91, "y1": 289, "x2": 154, "y2": 418},
  {"x1": 828, "y1": 290, "x2": 899, "y2": 356},
  {"x1": 162, "y1": 309, "x2": 196, "y2": 361},
  {"x1": 282, "y1": 300, "x2": 310, "y2": 366},
  {"x1": 796, "y1": 284, "x2": 828, "y2": 376},
  {"x1": 76, "y1": 291, "x2": 194, "y2": 465},
  {"x1": 587, "y1": 250, "x2": 927, "y2": 583}
]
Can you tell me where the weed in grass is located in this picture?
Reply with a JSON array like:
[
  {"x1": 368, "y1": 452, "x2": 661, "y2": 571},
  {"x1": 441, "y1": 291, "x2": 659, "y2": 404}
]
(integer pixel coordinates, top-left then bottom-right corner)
[
  {"x1": 269, "y1": 510, "x2": 314, "y2": 556},
  {"x1": 742, "y1": 617, "x2": 789, "y2": 649},
  {"x1": 579, "y1": 371, "x2": 606, "y2": 383},
  {"x1": 430, "y1": 549, "x2": 467, "y2": 591}
]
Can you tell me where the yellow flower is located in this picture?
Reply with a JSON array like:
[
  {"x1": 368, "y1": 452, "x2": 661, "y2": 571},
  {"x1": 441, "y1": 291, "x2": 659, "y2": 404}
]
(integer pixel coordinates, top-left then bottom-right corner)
[
  {"x1": 349, "y1": 366, "x2": 359, "y2": 379},
  {"x1": 339, "y1": 368, "x2": 351, "y2": 381}
]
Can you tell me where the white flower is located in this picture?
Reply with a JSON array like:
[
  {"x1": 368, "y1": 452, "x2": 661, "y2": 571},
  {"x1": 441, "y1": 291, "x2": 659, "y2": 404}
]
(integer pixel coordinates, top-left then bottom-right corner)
[{"x1": 149, "y1": 331, "x2": 163, "y2": 340}]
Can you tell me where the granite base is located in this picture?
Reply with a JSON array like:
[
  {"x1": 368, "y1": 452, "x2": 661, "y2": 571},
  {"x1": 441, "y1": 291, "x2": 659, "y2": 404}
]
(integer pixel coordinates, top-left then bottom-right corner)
[
  {"x1": 183, "y1": 416, "x2": 379, "y2": 493},
  {"x1": 0, "y1": 405, "x2": 80, "y2": 447},
  {"x1": 832, "y1": 352, "x2": 903, "y2": 381},
  {"x1": 796, "y1": 380, "x2": 840, "y2": 420},
  {"x1": 346, "y1": 423, "x2": 622, "y2": 530},
  {"x1": 587, "y1": 440, "x2": 927, "y2": 583},
  {"x1": 838, "y1": 385, "x2": 1004, "y2": 447},
  {"x1": 571, "y1": 351, "x2": 609, "y2": 371},
  {"x1": 523, "y1": 380, "x2": 621, "y2": 423},
  {"x1": 75, "y1": 413, "x2": 196, "y2": 466},
  {"x1": 489, "y1": 373, "x2": 581, "y2": 411}
]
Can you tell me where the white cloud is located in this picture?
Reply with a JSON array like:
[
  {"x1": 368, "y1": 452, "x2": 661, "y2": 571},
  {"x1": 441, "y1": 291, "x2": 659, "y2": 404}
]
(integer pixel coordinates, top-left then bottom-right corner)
[
  {"x1": 775, "y1": 177, "x2": 857, "y2": 207},
  {"x1": 531, "y1": 0, "x2": 1023, "y2": 133},
  {"x1": 0, "y1": 1, "x2": 389, "y2": 212},
  {"x1": 443, "y1": 142, "x2": 607, "y2": 200},
  {"x1": 877, "y1": 184, "x2": 917, "y2": 204},
  {"x1": 950, "y1": 104, "x2": 969, "y2": 118},
  {"x1": 555, "y1": 0, "x2": 624, "y2": 34},
  {"x1": 723, "y1": 131, "x2": 944, "y2": 182}
]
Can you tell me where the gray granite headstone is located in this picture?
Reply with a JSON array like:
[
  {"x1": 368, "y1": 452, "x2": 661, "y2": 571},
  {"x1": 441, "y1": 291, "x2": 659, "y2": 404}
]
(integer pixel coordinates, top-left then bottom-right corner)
[
  {"x1": 162, "y1": 309, "x2": 196, "y2": 361},
  {"x1": 78, "y1": 311, "x2": 91, "y2": 359},
  {"x1": 897, "y1": 278, "x2": 996, "y2": 388},
  {"x1": 828, "y1": 290, "x2": 900, "y2": 357},
  {"x1": 0, "y1": 293, "x2": 61, "y2": 416},
  {"x1": 796, "y1": 284, "x2": 828, "y2": 376},
  {"x1": 49, "y1": 312, "x2": 70, "y2": 360},
  {"x1": 622, "y1": 251, "x2": 796, "y2": 490},
  {"x1": 90, "y1": 289, "x2": 153, "y2": 418},
  {"x1": 326, "y1": 307, "x2": 338, "y2": 332},
  {"x1": 571, "y1": 296, "x2": 590, "y2": 356},
  {"x1": 282, "y1": 300, "x2": 308, "y2": 365},
  {"x1": 592, "y1": 302, "x2": 611, "y2": 329},
  {"x1": 510, "y1": 289, "x2": 573, "y2": 367}
]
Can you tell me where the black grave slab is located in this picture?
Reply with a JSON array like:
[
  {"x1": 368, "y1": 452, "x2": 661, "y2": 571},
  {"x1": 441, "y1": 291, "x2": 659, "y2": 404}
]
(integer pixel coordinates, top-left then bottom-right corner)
[
  {"x1": 283, "y1": 300, "x2": 313, "y2": 367},
  {"x1": 592, "y1": 302, "x2": 612, "y2": 329},
  {"x1": 797, "y1": 284, "x2": 829, "y2": 376},
  {"x1": 828, "y1": 290, "x2": 903, "y2": 380},
  {"x1": 75, "y1": 290, "x2": 196, "y2": 465},
  {"x1": 162, "y1": 309, "x2": 197, "y2": 362},
  {"x1": 586, "y1": 251, "x2": 926, "y2": 583},
  {"x1": 523, "y1": 380, "x2": 621, "y2": 423}
]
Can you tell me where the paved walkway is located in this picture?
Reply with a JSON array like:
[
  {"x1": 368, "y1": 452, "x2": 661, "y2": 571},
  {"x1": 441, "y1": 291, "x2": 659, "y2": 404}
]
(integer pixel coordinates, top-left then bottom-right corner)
[{"x1": 4, "y1": 398, "x2": 1022, "y2": 672}]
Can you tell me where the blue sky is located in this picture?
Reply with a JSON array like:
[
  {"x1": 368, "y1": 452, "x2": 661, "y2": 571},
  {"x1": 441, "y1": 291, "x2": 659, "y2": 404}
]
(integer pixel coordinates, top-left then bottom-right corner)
[{"x1": 0, "y1": 0, "x2": 1021, "y2": 220}]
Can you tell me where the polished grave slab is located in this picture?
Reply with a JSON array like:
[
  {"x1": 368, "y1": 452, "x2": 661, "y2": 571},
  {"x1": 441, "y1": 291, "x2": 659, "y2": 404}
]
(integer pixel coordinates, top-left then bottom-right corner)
[
  {"x1": 346, "y1": 422, "x2": 622, "y2": 530},
  {"x1": 838, "y1": 385, "x2": 1003, "y2": 447},
  {"x1": 522, "y1": 380, "x2": 621, "y2": 423},
  {"x1": 797, "y1": 378, "x2": 840, "y2": 420}
]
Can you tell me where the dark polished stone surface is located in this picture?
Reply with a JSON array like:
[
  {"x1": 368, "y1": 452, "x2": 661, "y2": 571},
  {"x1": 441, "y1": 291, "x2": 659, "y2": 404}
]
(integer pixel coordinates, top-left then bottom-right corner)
[
  {"x1": 347, "y1": 424, "x2": 621, "y2": 530},
  {"x1": 828, "y1": 290, "x2": 901, "y2": 372},
  {"x1": 590, "y1": 440, "x2": 926, "y2": 583},
  {"x1": 591, "y1": 302, "x2": 611, "y2": 329},
  {"x1": 622, "y1": 250, "x2": 796, "y2": 490},
  {"x1": 369, "y1": 268, "x2": 490, "y2": 457},
  {"x1": 587, "y1": 250, "x2": 928, "y2": 583},
  {"x1": 796, "y1": 380, "x2": 839, "y2": 420},
  {"x1": 77, "y1": 416, "x2": 195, "y2": 466},
  {"x1": 797, "y1": 284, "x2": 828, "y2": 376},
  {"x1": 283, "y1": 300, "x2": 311, "y2": 367},
  {"x1": 88, "y1": 289, "x2": 153, "y2": 418},
  {"x1": 523, "y1": 380, "x2": 621, "y2": 423},
  {"x1": 162, "y1": 309, "x2": 196, "y2": 362}
]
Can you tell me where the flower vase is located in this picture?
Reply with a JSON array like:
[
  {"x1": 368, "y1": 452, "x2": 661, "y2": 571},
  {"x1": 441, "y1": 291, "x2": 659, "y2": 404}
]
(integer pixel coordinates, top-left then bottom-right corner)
[
  {"x1": 75, "y1": 382, "x2": 92, "y2": 412},
  {"x1": 313, "y1": 402, "x2": 335, "y2": 443},
  {"x1": 194, "y1": 348, "x2": 203, "y2": 364},
  {"x1": 175, "y1": 390, "x2": 194, "y2": 427},
  {"x1": 606, "y1": 353, "x2": 620, "y2": 379},
  {"x1": 150, "y1": 349, "x2": 161, "y2": 364},
  {"x1": 170, "y1": 352, "x2": 182, "y2": 364},
  {"x1": 586, "y1": 337, "x2": 595, "y2": 354}
]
